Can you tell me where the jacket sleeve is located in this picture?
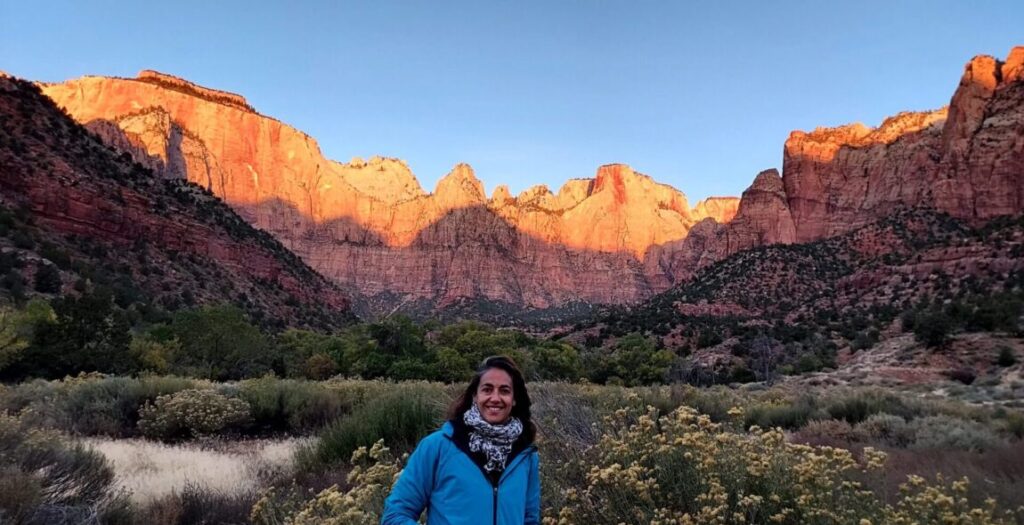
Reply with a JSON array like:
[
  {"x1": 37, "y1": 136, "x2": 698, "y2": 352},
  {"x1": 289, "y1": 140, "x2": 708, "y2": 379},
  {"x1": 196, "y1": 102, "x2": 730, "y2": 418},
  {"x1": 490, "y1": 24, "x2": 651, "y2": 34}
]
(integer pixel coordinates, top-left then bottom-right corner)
[
  {"x1": 525, "y1": 450, "x2": 541, "y2": 525},
  {"x1": 381, "y1": 434, "x2": 438, "y2": 525}
]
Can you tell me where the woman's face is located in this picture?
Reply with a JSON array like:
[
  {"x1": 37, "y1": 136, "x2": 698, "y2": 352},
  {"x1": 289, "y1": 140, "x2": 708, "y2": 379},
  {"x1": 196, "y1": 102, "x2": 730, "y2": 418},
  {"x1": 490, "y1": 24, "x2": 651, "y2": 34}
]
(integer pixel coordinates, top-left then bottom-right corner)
[{"x1": 474, "y1": 368, "x2": 515, "y2": 424}]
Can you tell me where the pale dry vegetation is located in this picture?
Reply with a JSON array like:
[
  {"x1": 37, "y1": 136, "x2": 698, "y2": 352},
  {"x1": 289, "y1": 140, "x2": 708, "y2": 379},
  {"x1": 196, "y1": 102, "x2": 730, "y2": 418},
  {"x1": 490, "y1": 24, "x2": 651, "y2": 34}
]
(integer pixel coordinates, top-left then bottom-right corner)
[{"x1": 1, "y1": 375, "x2": 1022, "y2": 524}]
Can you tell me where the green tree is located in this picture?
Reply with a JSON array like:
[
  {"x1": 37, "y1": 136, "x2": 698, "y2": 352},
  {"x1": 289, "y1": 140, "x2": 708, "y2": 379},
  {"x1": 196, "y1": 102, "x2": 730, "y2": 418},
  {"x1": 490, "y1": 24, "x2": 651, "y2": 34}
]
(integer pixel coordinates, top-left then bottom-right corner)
[
  {"x1": 914, "y1": 309, "x2": 953, "y2": 347},
  {"x1": 434, "y1": 346, "x2": 472, "y2": 383},
  {"x1": 12, "y1": 291, "x2": 133, "y2": 378},
  {"x1": 32, "y1": 263, "x2": 61, "y2": 293},
  {"x1": 603, "y1": 333, "x2": 673, "y2": 386},
  {"x1": 346, "y1": 316, "x2": 435, "y2": 380},
  {"x1": 129, "y1": 334, "x2": 180, "y2": 374},
  {"x1": 0, "y1": 304, "x2": 40, "y2": 371},
  {"x1": 529, "y1": 341, "x2": 582, "y2": 381},
  {"x1": 169, "y1": 304, "x2": 271, "y2": 380},
  {"x1": 304, "y1": 352, "x2": 338, "y2": 380},
  {"x1": 276, "y1": 328, "x2": 347, "y2": 378}
]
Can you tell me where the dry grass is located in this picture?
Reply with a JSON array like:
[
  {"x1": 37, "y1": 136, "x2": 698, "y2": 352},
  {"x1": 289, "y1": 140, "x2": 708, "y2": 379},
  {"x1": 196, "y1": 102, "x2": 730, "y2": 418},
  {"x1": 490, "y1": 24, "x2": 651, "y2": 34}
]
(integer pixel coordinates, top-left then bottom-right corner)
[{"x1": 85, "y1": 437, "x2": 308, "y2": 504}]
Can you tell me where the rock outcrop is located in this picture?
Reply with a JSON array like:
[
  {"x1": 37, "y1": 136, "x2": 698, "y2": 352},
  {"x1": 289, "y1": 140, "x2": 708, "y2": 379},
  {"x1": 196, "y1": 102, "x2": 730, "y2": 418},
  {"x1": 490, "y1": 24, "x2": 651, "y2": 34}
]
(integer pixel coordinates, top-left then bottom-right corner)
[
  {"x1": 783, "y1": 47, "x2": 1024, "y2": 242},
  {"x1": 723, "y1": 169, "x2": 797, "y2": 253}
]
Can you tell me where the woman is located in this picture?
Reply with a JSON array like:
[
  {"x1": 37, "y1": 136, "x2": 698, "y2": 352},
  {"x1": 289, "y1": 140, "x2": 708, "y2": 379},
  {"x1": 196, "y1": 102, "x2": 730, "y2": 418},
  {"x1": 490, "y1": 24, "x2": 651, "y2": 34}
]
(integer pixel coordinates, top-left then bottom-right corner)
[{"x1": 381, "y1": 356, "x2": 540, "y2": 525}]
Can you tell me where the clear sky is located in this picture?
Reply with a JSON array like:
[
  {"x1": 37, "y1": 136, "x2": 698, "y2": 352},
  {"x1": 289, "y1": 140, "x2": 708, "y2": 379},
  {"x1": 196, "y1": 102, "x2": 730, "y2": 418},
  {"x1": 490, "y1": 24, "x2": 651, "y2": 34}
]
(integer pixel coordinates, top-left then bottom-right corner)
[{"x1": 2, "y1": 1, "x2": 1021, "y2": 202}]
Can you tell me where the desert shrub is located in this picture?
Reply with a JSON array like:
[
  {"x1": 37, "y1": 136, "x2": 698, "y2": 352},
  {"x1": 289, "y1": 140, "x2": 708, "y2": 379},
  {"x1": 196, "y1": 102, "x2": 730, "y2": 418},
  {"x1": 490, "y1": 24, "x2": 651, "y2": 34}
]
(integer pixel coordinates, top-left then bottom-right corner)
[
  {"x1": 997, "y1": 346, "x2": 1018, "y2": 367},
  {"x1": 825, "y1": 389, "x2": 915, "y2": 424},
  {"x1": 744, "y1": 395, "x2": 821, "y2": 429},
  {"x1": 856, "y1": 413, "x2": 915, "y2": 447},
  {"x1": 793, "y1": 418, "x2": 866, "y2": 446},
  {"x1": 1002, "y1": 411, "x2": 1024, "y2": 439},
  {"x1": 140, "y1": 481, "x2": 258, "y2": 525},
  {"x1": 914, "y1": 309, "x2": 953, "y2": 347},
  {"x1": 0, "y1": 378, "x2": 62, "y2": 424},
  {"x1": 237, "y1": 376, "x2": 354, "y2": 434},
  {"x1": 911, "y1": 415, "x2": 1004, "y2": 452},
  {"x1": 670, "y1": 384, "x2": 745, "y2": 422},
  {"x1": 0, "y1": 466, "x2": 42, "y2": 523},
  {"x1": 33, "y1": 263, "x2": 62, "y2": 293},
  {"x1": 947, "y1": 367, "x2": 977, "y2": 385},
  {"x1": 0, "y1": 412, "x2": 117, "y2": 520},
  {"x1": 138, "y1": 389, "x2": 251, "y2": 441},
  {"x1": 296, "y1": 383, "x2": 444, "y2": 472},
  {"x1": 57, "y1": 376, "x2": 142, "y2": 436},
  {"x1": 2, "y1": 374, "x2": 199, "y2": 436},
  {"x1": 883, "y1": 475, "x2": 1012, "y2": 525},
  {"x1": 544, "y1": 405, "x2": 1015, "y2": 524},
  {"x1": 253, "y1": 440, "x2": 400, "y2": 525}
]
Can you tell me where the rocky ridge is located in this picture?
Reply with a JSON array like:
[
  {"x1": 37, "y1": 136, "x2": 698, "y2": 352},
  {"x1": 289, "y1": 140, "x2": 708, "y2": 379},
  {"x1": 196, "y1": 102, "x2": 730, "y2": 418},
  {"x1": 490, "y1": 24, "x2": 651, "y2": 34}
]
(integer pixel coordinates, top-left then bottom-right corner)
[
  {"x1": 0, "y1": 74, "x2": 352, "y2": 330},
  {"x1": 41, "y1": 73, "x2": 739, "y2": 313},
  {"x1": 36, "y1": 46, "x2": 1024, "y2": 319}
]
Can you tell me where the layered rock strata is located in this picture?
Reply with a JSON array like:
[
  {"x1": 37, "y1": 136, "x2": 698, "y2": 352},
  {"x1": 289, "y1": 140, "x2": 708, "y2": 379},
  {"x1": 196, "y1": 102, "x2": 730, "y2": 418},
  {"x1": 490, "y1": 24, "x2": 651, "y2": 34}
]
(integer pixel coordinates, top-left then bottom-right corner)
[
  {"x1": 42, "y1": 72, "x2": 738, "y2": 310},
  {"x1": 0, "y1": 74, "x2": 350, "y2": 327},
  {"x1": 38, "y1": 46, "x2": 1024, "y2": 314},
  {"x1": 783, "y1": 47, "x2": 1024, "y2": 242}
]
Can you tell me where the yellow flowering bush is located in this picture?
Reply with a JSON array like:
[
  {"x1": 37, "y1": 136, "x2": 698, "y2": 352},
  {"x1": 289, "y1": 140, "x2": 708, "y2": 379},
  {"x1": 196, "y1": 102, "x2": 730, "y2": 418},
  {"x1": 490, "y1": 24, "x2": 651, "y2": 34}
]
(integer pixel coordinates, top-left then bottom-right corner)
[
  {"x1": 882, "y1": 475, "x2": 1007, "y2": 525},
  {"x1": 252, "y1": 440, "x2": 404, "y2": 525},
  {"x1": 138, "y1": 388, "x2": 250, "y2": 440},
  {"x1": 542, "y1": 406, "x2": 1017, "y2": 525}
]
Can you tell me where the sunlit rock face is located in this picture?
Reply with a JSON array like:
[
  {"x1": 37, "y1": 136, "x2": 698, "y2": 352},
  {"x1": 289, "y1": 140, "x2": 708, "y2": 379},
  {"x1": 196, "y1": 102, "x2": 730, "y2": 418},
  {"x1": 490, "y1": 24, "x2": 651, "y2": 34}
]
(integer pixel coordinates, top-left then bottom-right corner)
[
  {"x1": 0, "y1": 73, "x2": 349, "y2": 325},
  {"x1": 42, "y1": 72, "x2": 738, "y2": 311},
  {"x1": 41, "y1": 46, "x2": 1024, "y2": 314},
  {"x1": 783, "y1": 47, "x2": 1024, "y2": 242}
]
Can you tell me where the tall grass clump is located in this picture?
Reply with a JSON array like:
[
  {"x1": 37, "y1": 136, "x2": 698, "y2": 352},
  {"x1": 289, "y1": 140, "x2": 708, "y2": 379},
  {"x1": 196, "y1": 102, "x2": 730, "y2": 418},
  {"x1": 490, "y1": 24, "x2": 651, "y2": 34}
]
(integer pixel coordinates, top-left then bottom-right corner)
[
  {"x1": 744, "y1": 394, "x2": 822, "y2": 429},
  {"x1": 296, "y1": 382, "x2": 445, "y2": 472},
  {"x1": 237, "y1": 376, "x2": 358, "y2": 433},
  {"x1": 0, "y1": 374, "x2": 199, "y2": 436},
  {"x1": 139, "y1": 481, "x2": 260, "y2": 525},
  {"x1": 823, "y1": 389, "x2": 917, "y2": 424},
  {"x1": 0, "y1": 412, "x2": 129, "y2": 523},
  {"x1": 59, "y1": 375, "x2": 198, "y2": 436}
]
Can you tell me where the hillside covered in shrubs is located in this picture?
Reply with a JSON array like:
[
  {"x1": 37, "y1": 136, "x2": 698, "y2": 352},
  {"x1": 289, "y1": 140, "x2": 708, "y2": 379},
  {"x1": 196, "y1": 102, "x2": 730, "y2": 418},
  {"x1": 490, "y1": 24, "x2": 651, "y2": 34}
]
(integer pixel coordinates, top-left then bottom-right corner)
[
  {"x1": 566, "y1": 209, "x2": 1024, "y2": 385},
  {"x1": 0, "y1": 73, "x2": 353, "y2": 333}
]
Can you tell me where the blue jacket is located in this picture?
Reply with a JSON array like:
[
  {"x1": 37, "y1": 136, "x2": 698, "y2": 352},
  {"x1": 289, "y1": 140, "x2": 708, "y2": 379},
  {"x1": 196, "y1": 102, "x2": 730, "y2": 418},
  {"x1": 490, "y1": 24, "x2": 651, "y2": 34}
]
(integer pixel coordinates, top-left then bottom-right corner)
[{"x1": 381, "y1": 422, "x2": 540, "y2": 525}]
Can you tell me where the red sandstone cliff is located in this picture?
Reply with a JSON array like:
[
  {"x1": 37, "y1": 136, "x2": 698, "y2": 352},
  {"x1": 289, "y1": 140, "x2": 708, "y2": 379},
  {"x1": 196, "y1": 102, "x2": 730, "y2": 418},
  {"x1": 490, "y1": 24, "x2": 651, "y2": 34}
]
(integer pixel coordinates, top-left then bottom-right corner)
[
  {"x1": 41, "y1": 72, "x2": 738, "y2": 311},
  {"x1": 0, "y1": 73, "x2": 350, "y2": 328},
  {"x1": 648, "y1": 47, "x2": 1023, "y2": 292},
  {"x1": 35, "y1": 46, "x2": 1024, "y2": 315},
  {"x1": 782, "y1": 47, "x2": 1024, "y2": 243}
]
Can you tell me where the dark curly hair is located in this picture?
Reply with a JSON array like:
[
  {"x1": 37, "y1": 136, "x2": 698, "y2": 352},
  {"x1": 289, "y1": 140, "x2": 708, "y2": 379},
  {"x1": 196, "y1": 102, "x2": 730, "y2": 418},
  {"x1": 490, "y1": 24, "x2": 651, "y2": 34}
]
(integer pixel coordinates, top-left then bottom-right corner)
[{"x1": 446, "y1": 356, "x2": 536, "y2": 443}]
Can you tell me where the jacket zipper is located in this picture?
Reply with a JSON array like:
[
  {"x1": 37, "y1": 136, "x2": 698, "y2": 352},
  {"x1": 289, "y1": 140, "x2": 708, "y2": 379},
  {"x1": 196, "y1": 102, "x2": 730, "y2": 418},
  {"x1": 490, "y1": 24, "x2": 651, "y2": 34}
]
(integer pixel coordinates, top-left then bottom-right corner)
[
  {"x1": 444, "y1": 432, "x2": 535, "y2": 525},
  {"x1": 492, "y1": 484, "x2": 498, "y2": 525},
  {"x1": 493, "y1": 445, "x2": 534, "y2": 525}
]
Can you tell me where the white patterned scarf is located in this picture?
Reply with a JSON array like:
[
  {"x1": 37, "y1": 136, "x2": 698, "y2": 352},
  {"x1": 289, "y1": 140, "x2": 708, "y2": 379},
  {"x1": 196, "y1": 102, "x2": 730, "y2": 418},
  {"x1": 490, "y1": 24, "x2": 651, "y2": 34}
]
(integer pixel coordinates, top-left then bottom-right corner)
[{"x1": 463, "y1": 404, "x2": 523, "y2": 473}]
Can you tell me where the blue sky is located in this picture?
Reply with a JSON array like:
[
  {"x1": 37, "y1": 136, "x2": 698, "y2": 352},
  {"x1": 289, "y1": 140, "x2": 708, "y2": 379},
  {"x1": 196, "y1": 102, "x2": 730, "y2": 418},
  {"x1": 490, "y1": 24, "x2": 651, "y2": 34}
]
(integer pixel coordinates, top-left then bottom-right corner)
[{"x1": 2, "y1": 1, "x2": 1021, "y2": 202}]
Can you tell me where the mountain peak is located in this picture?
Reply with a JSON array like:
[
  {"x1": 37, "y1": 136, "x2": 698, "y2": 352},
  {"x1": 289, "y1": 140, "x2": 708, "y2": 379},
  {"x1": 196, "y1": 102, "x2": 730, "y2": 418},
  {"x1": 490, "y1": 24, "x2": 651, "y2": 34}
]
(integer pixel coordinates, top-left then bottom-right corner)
[
  {"x1": 592, "y1": 163, "x2": 636, "y2": 205},
  {"x1": 1004, "y1": 46, "x2": 1024, "y2": 83},
  {"x1": 434, "y1": 163, "x2": 485, "y2": 208}
]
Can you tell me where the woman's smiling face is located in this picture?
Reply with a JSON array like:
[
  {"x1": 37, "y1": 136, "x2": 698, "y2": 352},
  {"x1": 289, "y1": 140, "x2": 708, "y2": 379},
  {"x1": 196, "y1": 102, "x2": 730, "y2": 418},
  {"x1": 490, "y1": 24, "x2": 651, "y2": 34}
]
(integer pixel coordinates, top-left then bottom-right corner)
[{"x1": 474, "y1": 368, "x2": 515, "y2": 424}]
